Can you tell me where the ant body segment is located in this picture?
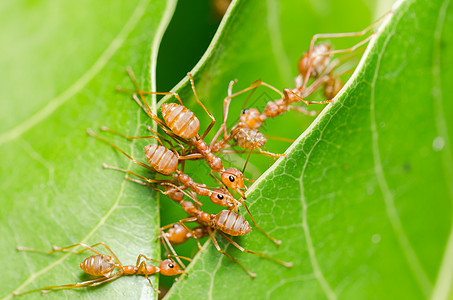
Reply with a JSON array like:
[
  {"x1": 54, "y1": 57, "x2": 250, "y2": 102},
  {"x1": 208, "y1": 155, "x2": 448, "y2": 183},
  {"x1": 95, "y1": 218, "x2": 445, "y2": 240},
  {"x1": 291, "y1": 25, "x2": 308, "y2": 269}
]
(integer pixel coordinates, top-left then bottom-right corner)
[
  {"x1": 116, "y1": 68, "x2": 248, "y2": 197},
  {"x1": 13, "y1": 242, "x2": 188, "y2": 296}
]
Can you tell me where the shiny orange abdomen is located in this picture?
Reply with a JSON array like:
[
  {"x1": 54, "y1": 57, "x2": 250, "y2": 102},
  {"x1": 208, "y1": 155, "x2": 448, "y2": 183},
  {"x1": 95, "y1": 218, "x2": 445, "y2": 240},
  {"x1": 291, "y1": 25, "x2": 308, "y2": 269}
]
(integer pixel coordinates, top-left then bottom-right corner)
[
  {"x1": 161, "y1": 103, "x2": 200, "y2": 139},
  {"x1": 215, "y1": 210, "x2": 251, "y2": 236},
  {"x1": 144, "y1": 144, "x2": 178, "y2": 175},
  {"x1": 80, "y1": 254, "x2": 115, "y2": 277}
]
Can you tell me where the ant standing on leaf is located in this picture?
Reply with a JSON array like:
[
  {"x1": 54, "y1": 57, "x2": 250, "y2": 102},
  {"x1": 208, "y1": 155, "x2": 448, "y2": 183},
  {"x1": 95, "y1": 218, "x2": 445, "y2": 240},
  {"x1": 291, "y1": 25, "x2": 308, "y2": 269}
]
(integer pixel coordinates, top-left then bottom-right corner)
[
  {"x1": 13, "y1": 242, "x2": 189, "y2": 296},
  {"x1": 161, "y1": 198, "x2": 293, "y2": 278}
]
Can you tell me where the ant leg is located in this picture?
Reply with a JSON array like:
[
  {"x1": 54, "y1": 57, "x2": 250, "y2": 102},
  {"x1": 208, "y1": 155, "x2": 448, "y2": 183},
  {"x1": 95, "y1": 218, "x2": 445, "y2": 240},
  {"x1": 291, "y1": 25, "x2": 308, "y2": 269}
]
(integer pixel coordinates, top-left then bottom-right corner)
[
  {"x1": 16, "y1": 243, "x2": 102, "y2": 256},
  {"x1": 294, "y1": 62, "x2": 335, "y2": 98},
  {"x1": 131, "y1": 95, "x2": 189, "y2": 147},
  {"x1": 188, "y1": 73, "x2": 216, "y2": 140},
  {"x1": 103, "y1": 164, "x2": 166, "y2": 184},
  {"x1": 125, "y1": 175, "x2": 168, "y2": 193},
  {"x1": 307, "y1": 10, "x2": 392, "y2": 52},
  {"x1": 209, "y1": 124, "x2": 238, "y2": 155},
  {"x1": 130, "y1": 94, "x2": 169, "y2": 130},
  {"x1": 178, "y1": 217, "x2": 203, "y2": 251},
  {"x1": 124, "y1": 66, "x2": 183, "y2": 106},
  {"x1": 283, "y1": 89, "x2": 333, "y2": 106},
  {"x1": 160, "y1": 182, "x2": 203, "y2": 206},
  {"x1": 89, "y1": 273, "x2": 123, "y2": 287},
  {"x1": 103, "y1": 164, "x2": 202, "y2": 204},
  {"x1": 167, "y1": 254, "x2": 192, "y2": 263},
  {"x1": 222, "y1": 79, "x2": 239, "y2": 137},
  {"x1": 136, "y1": 254, "x2": 163, "y2": 264},
  {"x1": 159, "y1": 226, "x2": 187, "y2": 268},
  {"x1": 237, "y1": 128, "x2": 286, "y2": 159},
  {"x1": 17, "y1": 242, "x2": 123, "y2": 267},
  {"x1": 288, "y1": 105, "x2": 318, "y2": 116},
  {"x1": 222, "y1": 80, "x2": 283, "y2": 138},
  {"x1": 314, "y1": 34, "x2": 374, "y2": 61},
  {"x1": 100, "y1": 126, "x2": 166, "y2": 146},
  {"x1": 118, "y1": 68, "x2": 188, "y2": 143},
  {"x1": 13, "y1": 276, "x2": 116, "y2": 296},
  {"x1": 147, "y1": 125, "x2": 188, "y2": 172},
  {"x1": 145, "y1": 126, "x2": 186, "y2": 159},
  {"x1": 220, "y1": 149, "x2": 282, "y2": 158},
  {"x1": 300, "y1": 11, "x2": 392, "y2": 90},
  {"x1": 209, "y1": 170, "x2": 227, "y2": 188},
  {"x1": 257, "y1": 147, "x2": 286, "y2": 159},
  {"x1": 264, "y1": 135, "x2": 295, "y2": 143},
  {"x1": 87, "y1": 129, "x2": 154, "y2": 172},
  {"x1": 217, "y1": 231, "x2": 292, "y2": 268},
  {"x1": 241, "y1": 201, "x2": 281, "y2": 246},
  {"x1": 117, "y1": 69, "x2": 169, "y2": 131},
  {"x1": 207, "y1": 228, "x2": 257, "y2": 278},
  {"x1": 136, "y1": 261, "x2": 160, "y2": 293},
  {"x1": 177, "y1": 153, "x2": 205, "y2": 160},
  {"x1": 73, "y1": 242, "x2": 122, "y2": 266}
]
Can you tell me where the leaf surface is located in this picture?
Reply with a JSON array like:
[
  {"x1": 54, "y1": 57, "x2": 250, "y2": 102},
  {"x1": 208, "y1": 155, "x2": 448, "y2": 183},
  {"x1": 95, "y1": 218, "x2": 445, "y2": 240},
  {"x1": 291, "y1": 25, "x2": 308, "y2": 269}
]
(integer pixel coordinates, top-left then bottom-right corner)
[
  {"x1": 163, "y1": 0, "x2": 453, "y2": 299},
  {"x1": 0, "y1": 0, "x2": 176, "y2": 299}
]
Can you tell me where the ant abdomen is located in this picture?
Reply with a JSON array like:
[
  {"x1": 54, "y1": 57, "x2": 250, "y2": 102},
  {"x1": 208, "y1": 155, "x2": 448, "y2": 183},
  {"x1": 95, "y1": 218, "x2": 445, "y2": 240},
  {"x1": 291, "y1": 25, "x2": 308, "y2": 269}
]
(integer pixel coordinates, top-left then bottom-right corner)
[
  {"x1": 215, "y1": 210, "x2": 251, "y2": 236},
  {"x1": 324, "y1": 76, "x2": 343, "y2": 99},
  {"x1": 165, "y1": 223, "x2": 192, "y2": 244},
  {"x1": 298, "y1": 43, "x2": 332, "y2": 78},
  {"x1": 80, "y1": 254, "x2": 115, "y2": 277},
  {"x1": 161, "y1": 103, "x2": 200, "y2": 139},
  {"x1": 144, "y1": 144, "x2": 178, "y2": 175},
  {"x1": 234, "y1": 128, "x2": 267, "y2": 150}
]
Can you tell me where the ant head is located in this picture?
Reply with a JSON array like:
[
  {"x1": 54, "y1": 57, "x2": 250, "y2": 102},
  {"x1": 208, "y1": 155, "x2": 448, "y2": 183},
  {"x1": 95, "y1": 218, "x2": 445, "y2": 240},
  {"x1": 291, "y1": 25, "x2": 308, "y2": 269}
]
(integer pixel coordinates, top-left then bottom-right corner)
[
  {"x1": 221, "y1": 168, "x2": 246, "y2": 197},
  {"x1": 159, "y1": 259, "x2": 185, "y2": 276},
  {"x1": 210, "y1": 188, "x2": 241, "y2": 209},
  {"x1": 239, "y1": 108, "x2": 262, "y2": 129}
]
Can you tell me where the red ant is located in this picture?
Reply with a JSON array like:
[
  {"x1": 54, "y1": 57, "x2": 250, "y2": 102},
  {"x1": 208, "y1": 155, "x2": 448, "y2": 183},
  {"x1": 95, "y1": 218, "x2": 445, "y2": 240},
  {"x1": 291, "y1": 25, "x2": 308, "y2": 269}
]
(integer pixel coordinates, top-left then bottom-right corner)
[
  {"x1": 13, "y1": 242, "x2": 189, "y2": 296},
  {"x1": 87, "y1": 128, "x2": 240, "y2": 209},
  {"x1": 102, "y1": 160, "x2": 282, "y2": 247},
  {"x1": 163, "y1": 196, "x2": 292, "y2": 278},
  {"x1": 210, "y1": 12, "x2": 393, "y2": 154},
  {"x1": 116, "y1": 69, "x2": 249, "y2": 198}
]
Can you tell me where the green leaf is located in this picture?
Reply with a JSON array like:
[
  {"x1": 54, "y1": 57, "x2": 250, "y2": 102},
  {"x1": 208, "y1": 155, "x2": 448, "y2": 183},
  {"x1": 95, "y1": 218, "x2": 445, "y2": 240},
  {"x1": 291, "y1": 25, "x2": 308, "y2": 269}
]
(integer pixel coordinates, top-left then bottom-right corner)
[
  {"x1": 0, "y1": 0, "x2": 176, "y2": 299},
  {"x1": 163, "y1": 0, "x2": 453, "y2": 299}
]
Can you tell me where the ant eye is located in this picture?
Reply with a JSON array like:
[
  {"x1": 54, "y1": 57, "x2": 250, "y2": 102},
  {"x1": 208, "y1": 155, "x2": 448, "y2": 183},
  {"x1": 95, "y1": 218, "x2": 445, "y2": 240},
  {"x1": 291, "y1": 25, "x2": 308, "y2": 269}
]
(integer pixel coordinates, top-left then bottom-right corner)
[
  {"x1": 217, "y1": 194, "x2": 224, "y2": 200},
  {"x1": 168, "y1": 263, "x2": 174, "y2": 268},
  {"x1": 173, "y1": 224, "x2": 177, "y2": 228},
  {"x1": 229, "y1": 175, "x2": 235, "y2": 182},
  {"x1": 241, "y1": 109, "x2": 248, "y2": 114}
]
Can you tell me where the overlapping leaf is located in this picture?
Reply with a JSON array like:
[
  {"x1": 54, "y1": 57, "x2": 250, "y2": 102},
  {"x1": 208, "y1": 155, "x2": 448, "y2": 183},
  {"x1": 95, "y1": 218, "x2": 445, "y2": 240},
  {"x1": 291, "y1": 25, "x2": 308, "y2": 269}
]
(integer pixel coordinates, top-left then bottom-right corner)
[{"x1": 163, "y1": 0, "x2": 453, "y2": 299}]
